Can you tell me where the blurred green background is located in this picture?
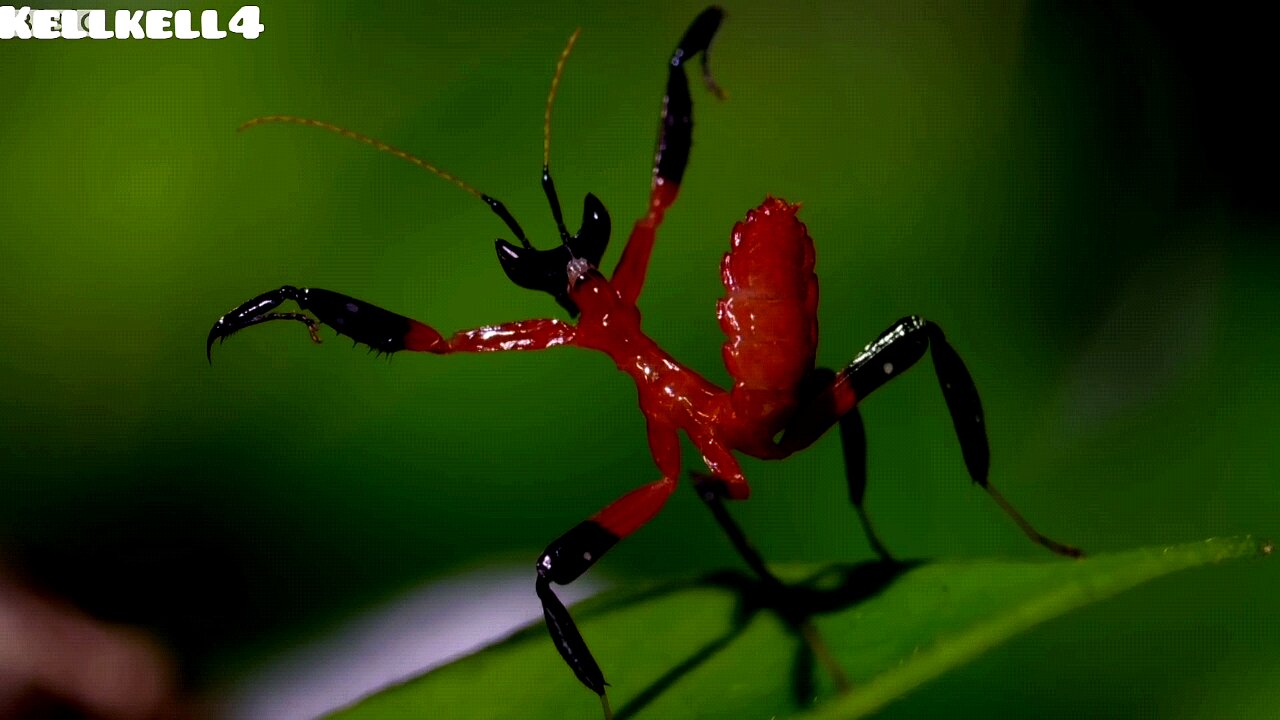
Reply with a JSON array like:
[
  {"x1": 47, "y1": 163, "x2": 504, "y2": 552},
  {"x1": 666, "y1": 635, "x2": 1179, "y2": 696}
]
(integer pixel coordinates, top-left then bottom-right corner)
[{"x1": 2, "y1": 1, "x2": 1276, "y2": 717}]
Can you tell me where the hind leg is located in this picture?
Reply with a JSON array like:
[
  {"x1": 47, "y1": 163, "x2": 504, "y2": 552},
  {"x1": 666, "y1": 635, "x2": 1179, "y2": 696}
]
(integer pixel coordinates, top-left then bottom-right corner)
[{"x1": 780, "y1": 317, "x2": 1083, "y2": 558}]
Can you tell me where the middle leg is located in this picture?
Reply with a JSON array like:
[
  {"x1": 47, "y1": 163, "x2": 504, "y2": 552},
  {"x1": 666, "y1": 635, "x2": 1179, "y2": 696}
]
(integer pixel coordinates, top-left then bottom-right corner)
[{"x1": 206, "y1": 285, "x2": 578, "y2": 361}]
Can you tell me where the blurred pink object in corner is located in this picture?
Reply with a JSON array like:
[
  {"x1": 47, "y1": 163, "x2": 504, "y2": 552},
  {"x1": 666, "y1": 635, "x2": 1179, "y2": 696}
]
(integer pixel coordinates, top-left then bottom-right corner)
[{"x1": 0, "y1": 569, "x2": 182, "y2": 719}]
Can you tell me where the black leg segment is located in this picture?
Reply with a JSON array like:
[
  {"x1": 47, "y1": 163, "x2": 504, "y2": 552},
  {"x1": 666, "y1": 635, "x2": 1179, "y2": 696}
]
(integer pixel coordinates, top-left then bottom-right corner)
[
  {"x1": 693, "y1": 475, "x2": 785, "y2": 590},
  {"x1": 654, "y1": 6, "x2": 726, "y2": 187},
  {"x1": 536, "y1": 577, "x2": 607, "y2": 697},
  {"x1": 826, "y1": 316, "x2": 1082, "y2": 558},
  {"x1": 837, "y1": 408, "x2": 895, "y2": 562},
  {"x1": 840, "y1": 316, "x2": 988, "y2": 485},
  {"x1": 838, "y1": 405, "x2": 869, "y2": 507},
  {"x1": 535, "y1": 521, "x2": 619, "y2": 698}
]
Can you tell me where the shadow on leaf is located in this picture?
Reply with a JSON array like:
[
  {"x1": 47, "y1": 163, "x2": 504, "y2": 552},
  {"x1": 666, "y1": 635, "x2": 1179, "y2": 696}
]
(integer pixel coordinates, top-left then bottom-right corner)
[{"x1": 612, "y1": 559, "x2": 921, "y2": 720}]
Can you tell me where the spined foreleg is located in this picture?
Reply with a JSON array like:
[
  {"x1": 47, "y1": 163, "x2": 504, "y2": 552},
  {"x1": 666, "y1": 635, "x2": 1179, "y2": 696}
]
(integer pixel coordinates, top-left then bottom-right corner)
[{"x1": 206, "y1": 286, "x2": 575, "y2": 362}]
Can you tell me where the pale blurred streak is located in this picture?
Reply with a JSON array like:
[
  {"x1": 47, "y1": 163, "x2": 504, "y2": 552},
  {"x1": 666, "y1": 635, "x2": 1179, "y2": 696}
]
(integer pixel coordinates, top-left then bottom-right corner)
[
  {"x1": 220, "y1": 565, "x2": 603, "y2": 720},
  {"x1": 0, "y1": 571, "x2": 179, "y2": 719}
]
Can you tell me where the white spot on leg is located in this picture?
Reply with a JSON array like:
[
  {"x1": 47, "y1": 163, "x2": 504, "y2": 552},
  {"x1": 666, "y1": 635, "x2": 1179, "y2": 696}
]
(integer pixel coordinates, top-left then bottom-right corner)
[
  {"x1": 883, "y1": 362, "x2": 894, "y2": 375},
  {"x1": 583, "y1": 552, "x2": 593, "y2": 562}
]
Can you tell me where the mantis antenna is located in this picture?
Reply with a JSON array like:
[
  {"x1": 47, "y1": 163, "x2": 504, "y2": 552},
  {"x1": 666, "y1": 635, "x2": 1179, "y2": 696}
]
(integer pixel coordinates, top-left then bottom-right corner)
[
  {"x1": 238, "y1": 115, "x2": 486, "y2": 200},
  {"x1": 237, "y1": 115, "x2": 535, "y2": 249},
  {"x1": 237, "y1": 28, "x2": 588, "y2": 251},
  {"x1": 541, "y1": 27, "x2": 582, "y2": 244}
]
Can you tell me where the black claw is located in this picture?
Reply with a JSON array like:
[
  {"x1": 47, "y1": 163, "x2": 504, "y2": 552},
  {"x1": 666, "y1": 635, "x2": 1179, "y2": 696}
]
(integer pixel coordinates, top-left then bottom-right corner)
[
  {"x1": 206, "y1": 326, "x2": 220, "y2": 364},
  {"x1": 205, "y1": 286, "x2": 298, "y2": 363},
  {"x1": 673, "y1": 7, "x2": 725, "y2": 72},
  {"x1": 205, "y1": 311, "x2": 255, "y2": 364}
]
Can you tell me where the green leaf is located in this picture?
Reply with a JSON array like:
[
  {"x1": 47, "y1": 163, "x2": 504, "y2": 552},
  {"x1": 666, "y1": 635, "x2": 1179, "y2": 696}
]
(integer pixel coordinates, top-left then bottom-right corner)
[{"x1": 328, "y1": 536, "x2": 1271, "y2": 720}]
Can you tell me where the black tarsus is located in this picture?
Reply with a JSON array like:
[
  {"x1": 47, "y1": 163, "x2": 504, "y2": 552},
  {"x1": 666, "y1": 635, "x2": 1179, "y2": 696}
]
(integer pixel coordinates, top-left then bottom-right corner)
[
  {"x1": 654, "y1": 6, "x2": 726, "y2": 187},
  {"x1": 206, "y1": 309, "x2": 320, "y2": 364},
  {"x1": 679, "y1": 8, "x2": 727, "y2": 99}
]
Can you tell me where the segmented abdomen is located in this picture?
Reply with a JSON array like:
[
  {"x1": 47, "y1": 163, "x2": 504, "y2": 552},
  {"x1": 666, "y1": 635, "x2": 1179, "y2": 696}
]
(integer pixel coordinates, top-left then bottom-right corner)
[{"x1": 718, "y1": 197, "x2": 819, "y2": 434}]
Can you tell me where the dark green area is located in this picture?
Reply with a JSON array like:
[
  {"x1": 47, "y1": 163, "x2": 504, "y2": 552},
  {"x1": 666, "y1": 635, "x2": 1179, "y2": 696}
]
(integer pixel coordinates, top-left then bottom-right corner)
[{"x1": 1, "y1": 1, "x2": 1275, "y2": 717}]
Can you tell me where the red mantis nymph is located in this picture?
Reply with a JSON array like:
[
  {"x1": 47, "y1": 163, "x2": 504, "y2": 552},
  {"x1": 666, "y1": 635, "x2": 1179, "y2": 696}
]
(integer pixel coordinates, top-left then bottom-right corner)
[{"x1": 207, "y1": 7, "x2": 1080, "y2": 716}]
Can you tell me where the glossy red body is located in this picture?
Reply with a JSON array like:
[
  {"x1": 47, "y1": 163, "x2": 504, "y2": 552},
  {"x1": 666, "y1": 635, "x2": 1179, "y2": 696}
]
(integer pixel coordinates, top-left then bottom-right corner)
[{"x1": 405, "y1": 186, "x2": 845, "y2": 538}]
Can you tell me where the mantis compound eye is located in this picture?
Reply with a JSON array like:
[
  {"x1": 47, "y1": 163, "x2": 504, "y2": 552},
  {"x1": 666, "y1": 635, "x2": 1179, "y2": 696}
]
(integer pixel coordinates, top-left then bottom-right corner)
[{"x1": 494, "y1": 193, "x2": 611, "y2": 316}]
